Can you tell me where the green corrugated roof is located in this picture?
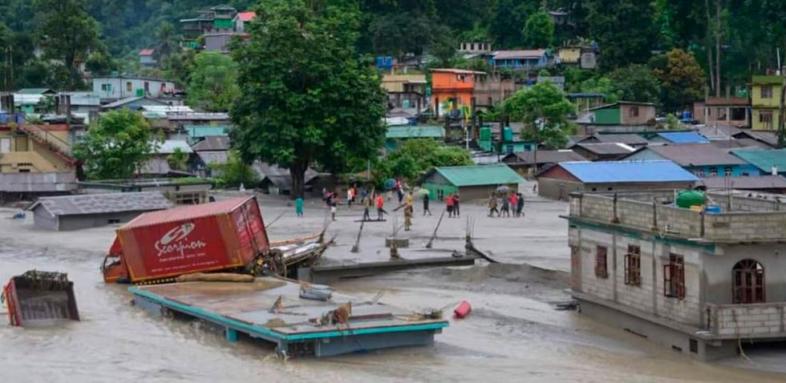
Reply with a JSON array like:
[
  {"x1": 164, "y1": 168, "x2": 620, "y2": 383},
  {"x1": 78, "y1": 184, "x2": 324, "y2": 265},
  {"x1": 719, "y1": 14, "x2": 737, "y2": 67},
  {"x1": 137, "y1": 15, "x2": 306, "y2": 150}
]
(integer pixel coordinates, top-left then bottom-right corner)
[
  {"x1": 185, "y1": 125, "x2": 230, "y2": 138},
  {"x1": 731, "y1": 148, "x2": 786, "y2": 172},
  {"x1": 433, "y1": 164, "x2": 524, "y2": 187},
  {"x1": 386, "y1": 125, "x2": 444, "y2": 139}
]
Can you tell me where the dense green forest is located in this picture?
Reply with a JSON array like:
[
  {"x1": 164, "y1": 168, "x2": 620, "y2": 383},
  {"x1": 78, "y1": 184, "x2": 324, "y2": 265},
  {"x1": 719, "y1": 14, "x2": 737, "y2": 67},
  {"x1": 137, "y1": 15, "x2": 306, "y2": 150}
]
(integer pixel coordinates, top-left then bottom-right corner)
[{"x1": 2, "y1": 0, "x2": 786, "y2": 101}]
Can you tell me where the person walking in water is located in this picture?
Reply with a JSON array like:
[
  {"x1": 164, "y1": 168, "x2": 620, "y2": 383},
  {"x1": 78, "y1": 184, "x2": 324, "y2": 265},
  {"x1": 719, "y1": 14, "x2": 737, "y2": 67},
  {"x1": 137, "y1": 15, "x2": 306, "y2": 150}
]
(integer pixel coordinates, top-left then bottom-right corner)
[
  {"x1": 403, "y1": 192, "x2": 414, "y2": 231},
  {"x1": 295, "y1": 195, "x2": 304, "y2": 217},
  {"x1": 509, "y1": 193, "x2": 518, "y2": 217},
  {"x1": 422, "y1": 191, "x2": 432, "y2": 216},
  {"x1": 330, "y1": 193, "x2": 337, "y2": 221},
  {"x1": 362, "y1": 193, "x2": 372, "y2": 221},
  {"x1": 516, "y1": 192, "x2": 525, "y2": 217},
  {"x1": 445, "y1": 193, "x2": 454, "y2": 218},
  {"x1": 453, "y1": 193, "x2": 461, "y2": 217},
  {"x1": 488, "y1": 194, "x2": 499, "y2": 217},
  {"x1": 501, "y1": 194, "x2": 511, "y2": 217},
  {"x1": 375, "y1": 193, "x2": 385, "y2": 220}
]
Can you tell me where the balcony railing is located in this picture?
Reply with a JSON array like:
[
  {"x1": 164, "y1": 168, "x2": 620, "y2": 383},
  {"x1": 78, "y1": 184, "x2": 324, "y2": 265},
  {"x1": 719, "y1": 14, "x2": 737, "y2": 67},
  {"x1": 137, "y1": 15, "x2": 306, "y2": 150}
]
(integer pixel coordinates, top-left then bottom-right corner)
[{"x1": 705, "y1": 302, "x2": 786, "y2": 338}]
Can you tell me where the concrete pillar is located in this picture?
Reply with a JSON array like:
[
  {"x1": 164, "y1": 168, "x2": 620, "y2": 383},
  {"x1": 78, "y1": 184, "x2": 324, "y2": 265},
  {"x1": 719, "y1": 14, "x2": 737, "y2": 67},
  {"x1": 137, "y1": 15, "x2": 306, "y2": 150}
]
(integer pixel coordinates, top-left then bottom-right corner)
[{"x1": 225, "y1": 328, "x2": 238, "y2": 343}]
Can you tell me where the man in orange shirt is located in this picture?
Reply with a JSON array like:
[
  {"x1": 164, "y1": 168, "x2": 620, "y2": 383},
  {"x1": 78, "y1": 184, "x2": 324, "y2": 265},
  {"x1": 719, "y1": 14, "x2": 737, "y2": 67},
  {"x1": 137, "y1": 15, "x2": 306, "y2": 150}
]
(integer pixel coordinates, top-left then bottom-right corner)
[{"x1": 375, "y1": 194, "x2": 385, "y2": 220}]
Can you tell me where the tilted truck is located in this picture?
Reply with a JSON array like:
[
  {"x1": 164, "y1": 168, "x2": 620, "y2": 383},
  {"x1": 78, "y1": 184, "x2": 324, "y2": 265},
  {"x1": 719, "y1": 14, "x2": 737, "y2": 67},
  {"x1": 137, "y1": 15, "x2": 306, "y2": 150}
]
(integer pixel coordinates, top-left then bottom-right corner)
[{"x1": 102, "y1": 196, "x2": 278, "y2": 284}]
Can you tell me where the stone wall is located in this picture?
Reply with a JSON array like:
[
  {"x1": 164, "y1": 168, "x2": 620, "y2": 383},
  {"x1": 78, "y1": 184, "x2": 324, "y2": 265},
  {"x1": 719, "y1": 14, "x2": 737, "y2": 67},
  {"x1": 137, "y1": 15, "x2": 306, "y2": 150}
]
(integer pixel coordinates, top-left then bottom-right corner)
[
  {"x1": 573, "y1": 225, "x2": 705, "y2": 327},
  {"x1": 708, "y1": 303, "x2": 786, "y2": 337}
]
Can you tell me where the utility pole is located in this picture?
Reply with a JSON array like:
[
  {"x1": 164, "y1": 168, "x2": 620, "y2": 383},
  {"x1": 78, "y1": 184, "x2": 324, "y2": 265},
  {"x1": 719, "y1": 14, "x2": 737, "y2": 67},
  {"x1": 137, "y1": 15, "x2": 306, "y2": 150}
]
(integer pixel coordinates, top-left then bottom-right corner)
[{"x1": 778, "y1": 76, "x2": 786, "y2": 149}]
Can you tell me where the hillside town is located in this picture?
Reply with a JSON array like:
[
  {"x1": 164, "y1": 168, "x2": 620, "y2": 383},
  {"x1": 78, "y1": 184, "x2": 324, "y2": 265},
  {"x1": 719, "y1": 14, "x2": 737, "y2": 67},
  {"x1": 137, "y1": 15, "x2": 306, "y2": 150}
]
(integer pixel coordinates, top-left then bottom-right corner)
[{"x1": 3, "y1": 1, "x2": 786, "y2": 382}]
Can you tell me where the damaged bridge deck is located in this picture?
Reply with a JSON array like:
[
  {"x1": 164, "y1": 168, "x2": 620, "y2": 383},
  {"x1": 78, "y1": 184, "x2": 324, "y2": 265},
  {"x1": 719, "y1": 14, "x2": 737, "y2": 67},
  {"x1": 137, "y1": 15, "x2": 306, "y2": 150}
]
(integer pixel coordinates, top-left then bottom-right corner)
[{"x1": 129, "y1": 277, "x2": 447, "y2": 358}]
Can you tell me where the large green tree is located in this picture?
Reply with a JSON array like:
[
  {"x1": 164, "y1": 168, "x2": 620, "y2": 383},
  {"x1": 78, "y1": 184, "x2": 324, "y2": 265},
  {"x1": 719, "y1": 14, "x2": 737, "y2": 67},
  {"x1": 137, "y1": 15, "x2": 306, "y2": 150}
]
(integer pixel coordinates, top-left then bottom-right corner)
[
  {"x1": 608, "y1": 64, "x2": 661, "y2": 103},
  {"x1": 73, "y1": 110, "x2": 157, "y2": 180},
  {"x1": 651, "y1": 48, "x2": 705, "y2": 112},
  {"x1": 33, "y1": 0, "x2": 101, "y2": 89},
  {"x1": 187, "y1": 52, "x2": 240, "y2": 112},
  {"x1": 375, "y1": 139, "x2": 472, "y2": 185},
  {"x1": 523, "y1": 10, "x2": 555, "y2": 48},
  {"x1": 232, "y1": 0, "x2": 386, "y2": 198},
  {"x1": 502, "y1": 82, "x2": 575, "y2": 149},
  {"x1": 584, "y1": 0, "x2": 657, "y2": 70}
]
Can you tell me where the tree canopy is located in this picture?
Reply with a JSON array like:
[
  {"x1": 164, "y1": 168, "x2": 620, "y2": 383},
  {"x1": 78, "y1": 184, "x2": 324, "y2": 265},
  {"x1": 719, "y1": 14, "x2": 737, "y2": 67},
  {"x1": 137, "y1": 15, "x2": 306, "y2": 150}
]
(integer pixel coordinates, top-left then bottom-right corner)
[
  {"x1": 73, "y1": 109, "x2": 158, "y2": 180},
  {"x1": 523, "y1": 10, "x2": 554, "y2": 48},
  {"x1": 231, "y1": 0, "x2": 386, "y2": 197},
  {"x1": 503, "y1": 82, "x2": 575, "y2": 149},
  {"x1": 187, "y1": 52, "x2": 240, "y2": 112},
  {"x1": 374, "y1": 139, "x2": 472, "y2": 185}
]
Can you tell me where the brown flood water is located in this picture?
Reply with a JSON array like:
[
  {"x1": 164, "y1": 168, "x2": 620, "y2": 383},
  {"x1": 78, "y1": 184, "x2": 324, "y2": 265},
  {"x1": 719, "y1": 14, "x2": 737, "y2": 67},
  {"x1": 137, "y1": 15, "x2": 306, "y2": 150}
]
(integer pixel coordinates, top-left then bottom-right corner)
[{"x1": 1, "y1": 198, "x2": 785, "y2": 382}]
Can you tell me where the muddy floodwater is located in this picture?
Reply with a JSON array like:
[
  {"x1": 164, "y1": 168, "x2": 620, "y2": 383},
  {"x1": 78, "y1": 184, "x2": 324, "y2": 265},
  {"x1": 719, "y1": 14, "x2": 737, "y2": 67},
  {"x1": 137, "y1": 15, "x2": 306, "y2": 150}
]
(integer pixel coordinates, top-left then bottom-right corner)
[{"x1": 1, "y1": 191, "x2": 785, "y2": 382}]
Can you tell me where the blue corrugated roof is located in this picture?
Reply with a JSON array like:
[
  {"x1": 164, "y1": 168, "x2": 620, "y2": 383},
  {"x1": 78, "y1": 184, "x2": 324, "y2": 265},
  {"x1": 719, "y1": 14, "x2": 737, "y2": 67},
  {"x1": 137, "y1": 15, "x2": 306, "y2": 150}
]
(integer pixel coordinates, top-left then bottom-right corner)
[
  {"x1": 657, "y1": 131, "x2": 709, "y2": 144},
  {"x1": 558, "y1": 160, "x2": 699, "y2": 183}
]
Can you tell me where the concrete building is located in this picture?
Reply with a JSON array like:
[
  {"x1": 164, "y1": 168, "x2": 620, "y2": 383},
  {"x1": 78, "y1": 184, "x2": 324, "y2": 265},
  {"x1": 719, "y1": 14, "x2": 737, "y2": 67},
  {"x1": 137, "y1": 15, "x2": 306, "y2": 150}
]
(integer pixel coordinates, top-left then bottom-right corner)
[
  {"x1": 750, "y1": 75, "x2": 783, "y2": 131},
  {"x1": 421, "y1": 164, "x2": 524, "y2": 201},
  {"x1": 489, "y1": 50, "x2": 553, "y2": 71},
  {"x1": 586, "y1": 102, "x2": 656, "y2": 126},
  {"x1": 381, "y1": 73, "x2": 427, "y2": 111},
  {"x1": 139, "y1": 49, "x2": 157, "y2": 67},
  {"x1": 567, "y1": 190, "x2": 786, "y2": 360},
  {"x1": 28, "y1": 192, "x2": 173, "y2": 231},
  {"x1": 537, "y1": 160, "x2": 697, "y2": 200},
  {"x1": 0, "y1": 123, "x2": 75, "y2": 173},
  {"x1": 93, "y1": 76, "x2": 177, "y2": 100},
  {"x1": 693, "y1": 97, "x2": 749, "y2": 128}
]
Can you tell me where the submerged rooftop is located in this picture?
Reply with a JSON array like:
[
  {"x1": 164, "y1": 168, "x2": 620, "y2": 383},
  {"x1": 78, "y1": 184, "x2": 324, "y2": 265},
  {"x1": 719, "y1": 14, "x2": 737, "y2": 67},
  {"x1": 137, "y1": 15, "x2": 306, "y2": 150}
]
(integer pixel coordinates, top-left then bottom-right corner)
[{"x1": 567, "y1": 190, "x2": 786, "y2": 243}]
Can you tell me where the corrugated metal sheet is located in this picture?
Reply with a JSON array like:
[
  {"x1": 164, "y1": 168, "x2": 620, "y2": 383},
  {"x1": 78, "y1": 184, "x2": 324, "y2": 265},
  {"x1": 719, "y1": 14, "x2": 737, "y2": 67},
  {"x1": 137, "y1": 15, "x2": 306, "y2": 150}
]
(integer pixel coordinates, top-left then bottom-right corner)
[
  {"x1": 434, "y1": 164, "x2": 524, "y2": 187},
  {"x1": 29, "y1": 192, "x2": 172, "y2": 216},
  {"x1": 656, "y1": 131, "x2": 710, "y2": 144},
  {"x1": 123, "y1": 196, "x2": 252, "y2": 228},
  {"x1": 731, "y1": 148, "x2": 786, "y2": 172},
  {"x1": 386, "y1": 125, "x2": 444, "y2": 139},
  {"x1": 558, "y1": 160, "x2": 698, "y2": 183},
  {"x1": 637, "y1": 144, "x2": 747, "y2": 166}
]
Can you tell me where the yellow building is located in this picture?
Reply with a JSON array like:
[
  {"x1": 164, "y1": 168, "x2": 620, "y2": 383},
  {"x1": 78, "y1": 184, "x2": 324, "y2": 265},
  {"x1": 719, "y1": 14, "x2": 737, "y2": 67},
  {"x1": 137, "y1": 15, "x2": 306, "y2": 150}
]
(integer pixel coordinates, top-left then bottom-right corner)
[
  {"x1": 750, "y1": 75, "x2": 784, "y2": 131},
  {"x1": 0, "y1": 123, "x2": 75, "y2": 173},
  {"x1": 381, "y1": 73, "x2": 426, "y2": 93},
  {"x1": 557, "y1": 46, "x2": 581, "y2": 65}
]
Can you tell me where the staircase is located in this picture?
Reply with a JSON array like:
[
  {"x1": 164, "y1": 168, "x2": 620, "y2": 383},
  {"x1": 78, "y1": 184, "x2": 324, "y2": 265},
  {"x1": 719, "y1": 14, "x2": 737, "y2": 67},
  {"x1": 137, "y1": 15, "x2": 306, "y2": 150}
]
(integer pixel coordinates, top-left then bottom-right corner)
[{"x1": 17, "y1": 124, "x2": 77, "y2": 166}]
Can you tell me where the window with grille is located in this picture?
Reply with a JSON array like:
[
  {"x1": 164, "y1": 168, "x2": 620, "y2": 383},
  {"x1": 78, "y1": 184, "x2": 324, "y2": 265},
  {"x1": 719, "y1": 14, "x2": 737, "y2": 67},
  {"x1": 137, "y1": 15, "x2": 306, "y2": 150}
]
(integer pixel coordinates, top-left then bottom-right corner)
[
  {"x1": 732, "y1": 259, "x2": 765, "y2": 304},
  {"x1": 664, "y1": 254, "x2": 685, "y2": 299},
  {"x1": 625, "y1": 245, "x2": 641, "y2": 286},
  {"x1": 761, "y1": 85, "x2": 773, "y2": 98},
  {"x1": 595, "y1": 246, "x2": 608, "y2": 279}
]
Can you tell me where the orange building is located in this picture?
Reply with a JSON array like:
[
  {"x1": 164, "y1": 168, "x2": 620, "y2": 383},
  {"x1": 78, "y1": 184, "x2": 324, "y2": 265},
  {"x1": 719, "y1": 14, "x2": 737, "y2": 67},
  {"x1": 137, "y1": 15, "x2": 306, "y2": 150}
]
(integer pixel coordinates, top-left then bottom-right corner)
[{"x1": 430, "y1": 68, "x2": 485, "y2": 118}]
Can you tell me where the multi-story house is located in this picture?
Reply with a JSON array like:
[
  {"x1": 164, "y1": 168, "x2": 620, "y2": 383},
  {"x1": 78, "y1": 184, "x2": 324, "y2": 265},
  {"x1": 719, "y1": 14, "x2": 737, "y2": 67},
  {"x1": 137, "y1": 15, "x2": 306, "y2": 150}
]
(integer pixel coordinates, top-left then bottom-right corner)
[
  {"x1": 567, "y1": 190, "x2": 786, "y2": 360},
  {"x1": 750, "y1": 75, "x2": 783, "y2": 131}
]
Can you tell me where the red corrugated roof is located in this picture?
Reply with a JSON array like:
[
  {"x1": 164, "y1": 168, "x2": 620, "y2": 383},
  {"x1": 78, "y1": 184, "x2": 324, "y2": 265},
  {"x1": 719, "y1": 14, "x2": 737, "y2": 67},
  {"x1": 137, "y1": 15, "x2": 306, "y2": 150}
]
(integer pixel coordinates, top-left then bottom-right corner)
[
  {"x1": 139, "y1": 49, "x2": 155, "y2": 56},
  {"x1": 237, "y1": 11, "x2": 256, "y2": 21},
  {"x1": 122, "y1": 196, "x2": 254, "y2": 228}
]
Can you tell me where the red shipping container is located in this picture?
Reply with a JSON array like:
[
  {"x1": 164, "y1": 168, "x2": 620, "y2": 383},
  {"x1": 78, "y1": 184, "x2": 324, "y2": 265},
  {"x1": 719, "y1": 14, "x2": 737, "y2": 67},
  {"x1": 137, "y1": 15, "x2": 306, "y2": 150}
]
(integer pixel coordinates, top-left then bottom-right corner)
[{"x1": 103, "y1": 196, "x2": 269, "y2": 283}]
